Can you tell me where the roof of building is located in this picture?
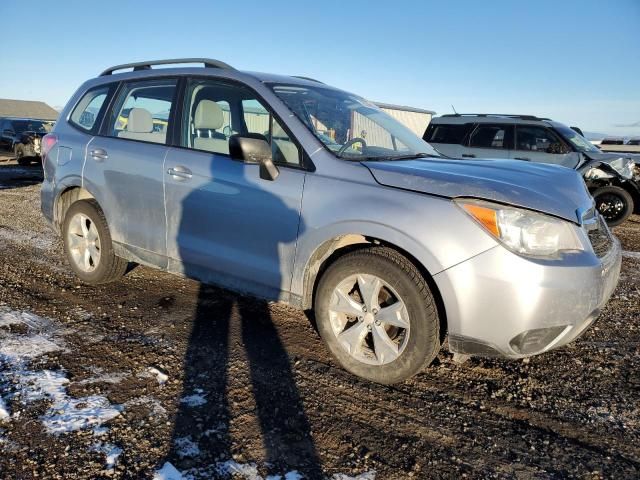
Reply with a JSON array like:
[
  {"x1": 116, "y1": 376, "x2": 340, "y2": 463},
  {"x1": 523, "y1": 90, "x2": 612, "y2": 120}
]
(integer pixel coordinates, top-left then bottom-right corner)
[{"x1": 0, "y1": 98, "x2": 59, "y2": 121}]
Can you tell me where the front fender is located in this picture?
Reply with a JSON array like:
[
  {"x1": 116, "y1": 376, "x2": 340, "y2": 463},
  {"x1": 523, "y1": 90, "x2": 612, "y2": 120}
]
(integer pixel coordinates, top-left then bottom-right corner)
[{"x1": 291, "y1": 173, "x2": 498, "y2": 300}]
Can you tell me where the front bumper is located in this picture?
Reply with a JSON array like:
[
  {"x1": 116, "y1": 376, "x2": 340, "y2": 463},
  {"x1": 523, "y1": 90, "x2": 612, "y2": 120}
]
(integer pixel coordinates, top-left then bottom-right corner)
[{"x1": 433, "y1": 235, "x2": 622, "y2": 358}]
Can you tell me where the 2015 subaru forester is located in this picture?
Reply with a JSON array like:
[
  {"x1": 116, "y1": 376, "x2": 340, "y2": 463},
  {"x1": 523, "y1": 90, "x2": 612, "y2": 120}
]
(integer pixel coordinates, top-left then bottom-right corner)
[{"x1": 41, "y1": 58, "x2": 621, "y2": 384}]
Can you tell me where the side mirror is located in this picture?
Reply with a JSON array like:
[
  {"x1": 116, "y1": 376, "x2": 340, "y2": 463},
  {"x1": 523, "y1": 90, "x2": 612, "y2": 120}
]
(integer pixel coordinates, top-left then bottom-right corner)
[{"x1": 229, "y1": 134, "x2": 280, "y2": 181}]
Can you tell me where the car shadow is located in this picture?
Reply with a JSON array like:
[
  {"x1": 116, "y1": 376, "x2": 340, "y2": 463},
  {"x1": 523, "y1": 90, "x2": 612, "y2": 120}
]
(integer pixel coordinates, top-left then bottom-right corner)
[
  {"x1": 164, "y1": 158, "x2": 323, "y2": 478},
  {"x1": 0, "y1": 159, "x2": 43, "y2": 190}
]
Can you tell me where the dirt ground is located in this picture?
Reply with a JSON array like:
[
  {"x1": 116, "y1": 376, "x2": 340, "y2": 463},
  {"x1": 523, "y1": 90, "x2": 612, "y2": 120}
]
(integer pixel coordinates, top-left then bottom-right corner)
[{"x1": 0, "y1": 155, "x2": 638, "y2": 479}]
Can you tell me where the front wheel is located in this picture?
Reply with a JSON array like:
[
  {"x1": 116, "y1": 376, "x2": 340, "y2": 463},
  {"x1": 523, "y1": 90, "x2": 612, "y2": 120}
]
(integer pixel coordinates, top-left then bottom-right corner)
[
  {"x1": 593, "y1": 186, "x2": 634, "y2": 227},
  {"x1": 62, "y1": 200, "x2": 128, "y2": 284},
  {"x1": 314, "y1": 247, "x2": 441, "y2": 384}
]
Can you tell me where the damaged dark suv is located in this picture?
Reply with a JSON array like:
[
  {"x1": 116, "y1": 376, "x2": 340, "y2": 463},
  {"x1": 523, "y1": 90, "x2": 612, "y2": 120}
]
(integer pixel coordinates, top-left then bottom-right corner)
[
  {"x1": 425, "y1": 114, "x2": 640, "y2": 226},
  {"x1": 0, "y1": 117, "x2": 49, "y2": 165}
]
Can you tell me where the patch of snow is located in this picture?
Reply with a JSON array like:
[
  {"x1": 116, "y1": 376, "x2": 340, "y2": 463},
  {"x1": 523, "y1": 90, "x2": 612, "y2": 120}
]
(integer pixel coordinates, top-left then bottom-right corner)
[
  {"x1": 180, "y1": 393, "x2": 207, "y2": 407},
  {"x1": 92, "y1": 442, "x2": 123, "y2": 469},
  {"x1": 0, "y1": 396, "x2": 9, "y2": 420},
  {"x1": 77, "y1": 367, "x2": 128, "y2": 385},
  {"x1": 124, "y1": 395, "x2": 167, "y2": 417},
  {"x1": 154, "y1": 462, "x2": 184, "y2": 480},
  {"x1": 0, "y1": 334, "x2": 62, "y2": 362},
  {"x1": 147, "y1": 366, "x2": 169, "y2": 385},
  {"x1": 622, "y1": 250, "x2": 640, "y2": 259},
  {"x1": 93, "y1": 426, "x2": 109, "y2": 436},
  {"x1": 0, "y1": 226, "x2": 53, "y2": 251},
  {"x1": 332, "y1": 472, "x2": 376, "y2": 480},
  {"x1": 0, "y1": 307, "x2": 51, "y2": 329},
  {"x1": 0, "y1": 308, "x2": 122, "y2": 434},
  {"x1": 216, "y1": 460, "x2": 262, "y2": 479},
  {"x1": 174, "y1": 436, "x2": 201, "y2": 458}
]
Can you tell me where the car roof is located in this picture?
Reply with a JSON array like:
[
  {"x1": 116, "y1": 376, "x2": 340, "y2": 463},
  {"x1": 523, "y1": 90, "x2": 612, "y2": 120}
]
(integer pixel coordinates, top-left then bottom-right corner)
[
  {"x1": 84, "y1": 59, "x2": 344, "y2": 93},
  {"x1": 430, "y1": 114, "x2": 555, "y2": 127}
]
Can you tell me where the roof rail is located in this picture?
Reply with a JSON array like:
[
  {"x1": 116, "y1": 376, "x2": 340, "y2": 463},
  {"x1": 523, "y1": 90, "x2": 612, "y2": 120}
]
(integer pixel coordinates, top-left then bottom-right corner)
[
  {"x1": 99, "y1": 58, "x2": 235, "y2": 76},
  {"x1": 440, "y1": 113, "x2": 551, "y2": 121},
  {"x1": 292, "y1": 75, "x2": 325, "y2": 84}
]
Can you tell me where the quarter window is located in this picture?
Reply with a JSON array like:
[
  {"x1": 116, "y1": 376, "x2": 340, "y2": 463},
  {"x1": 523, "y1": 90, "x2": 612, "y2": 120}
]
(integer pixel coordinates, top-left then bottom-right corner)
[
  {"x1": 108, "y1": 79, "x2": 177, "y2": 144},
  {"x1": 469, "y1": 125, "x2": 508, "y2": 149},
  {"x1": 70, "y1": 85, "x2": 112, "y2": 132}
]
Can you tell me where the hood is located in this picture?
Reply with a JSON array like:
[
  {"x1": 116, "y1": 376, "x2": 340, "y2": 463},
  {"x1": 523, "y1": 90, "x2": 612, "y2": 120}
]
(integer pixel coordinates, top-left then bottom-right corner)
[{"x1": 363, "y1": 158, "x2": 593, "y2": 223}]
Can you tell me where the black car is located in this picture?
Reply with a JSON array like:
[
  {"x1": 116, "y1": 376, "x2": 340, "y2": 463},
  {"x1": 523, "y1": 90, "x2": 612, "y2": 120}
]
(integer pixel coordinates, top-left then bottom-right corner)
[{"x1": 0, "y1": 117, "x2": 49, "y2": 165}]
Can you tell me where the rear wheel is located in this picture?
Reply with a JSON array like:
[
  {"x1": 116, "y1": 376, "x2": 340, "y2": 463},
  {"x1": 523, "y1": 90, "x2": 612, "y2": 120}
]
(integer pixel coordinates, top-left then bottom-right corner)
[
  {"x1": 62, "y1": 200, "x2": 128, "y2": 284},
  {"x1": 593, "y1": 186, "x2": 633, "y2": 227},
  {"x1": 314, "y1": 247, "x2": 441, "y2": 384}
]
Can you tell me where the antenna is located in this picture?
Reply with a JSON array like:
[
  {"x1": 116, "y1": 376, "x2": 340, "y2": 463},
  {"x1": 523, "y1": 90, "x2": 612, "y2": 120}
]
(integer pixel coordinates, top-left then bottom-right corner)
[{"x1": 451, "y1": 105, "x2": 458, "y2": 114}]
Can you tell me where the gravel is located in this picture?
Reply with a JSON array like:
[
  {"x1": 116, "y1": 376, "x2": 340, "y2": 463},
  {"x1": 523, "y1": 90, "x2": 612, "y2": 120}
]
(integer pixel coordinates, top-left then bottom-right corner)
[{"x1": 0, "y1": 157, "x2": 638, "y2": 479}]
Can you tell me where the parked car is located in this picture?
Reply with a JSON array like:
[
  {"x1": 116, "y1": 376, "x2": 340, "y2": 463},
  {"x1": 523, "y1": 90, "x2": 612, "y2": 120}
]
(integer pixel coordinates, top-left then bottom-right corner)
[
  {"x1": 424, "y1": 114, "x2": 640, "y2": 226},
  {"x1": 41, "y1": 59, "x2": 621, "y2": 384},
  {"x1": 0, "y1": 117, "x2": 49, "y2": 165}
]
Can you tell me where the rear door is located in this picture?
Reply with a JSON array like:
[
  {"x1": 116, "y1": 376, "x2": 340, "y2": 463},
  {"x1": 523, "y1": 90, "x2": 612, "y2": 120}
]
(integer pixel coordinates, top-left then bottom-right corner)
[
  {"x1": 83, "y1": 78, "x2": 178, "y2": 264},
  {"x1": 511, "y1": 125, "x2": 580, "y2": 168},
  {"x1": 463, "y1": 123, "x2": 512, "y2": 159}
]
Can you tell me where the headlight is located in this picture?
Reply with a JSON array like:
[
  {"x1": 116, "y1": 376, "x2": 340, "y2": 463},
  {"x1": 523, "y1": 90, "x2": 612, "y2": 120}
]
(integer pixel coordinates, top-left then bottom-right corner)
[
  {"x1": 456, "y1": 199, "x2": 585, "y2": 257},
  {"x1": 609, "y1": 157, "x2": 635, "y2": 179}
]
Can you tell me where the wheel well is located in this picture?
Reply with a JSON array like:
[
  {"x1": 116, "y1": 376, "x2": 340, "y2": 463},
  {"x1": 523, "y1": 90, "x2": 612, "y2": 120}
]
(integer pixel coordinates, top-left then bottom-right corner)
[
  {"x1": 54, "y1": 187, "x2": 95, "y2": 232},
  {"x1": 304, "y1": 235, "x2": 448, "y2": 342}
]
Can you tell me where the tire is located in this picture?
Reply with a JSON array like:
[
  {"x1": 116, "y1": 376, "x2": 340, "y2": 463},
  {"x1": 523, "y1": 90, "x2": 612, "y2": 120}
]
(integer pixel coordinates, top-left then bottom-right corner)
[
  {"x1": 593, "y1": 186, "x2": 634, "y2": 227},
  {"x1": 62, "y1": 200, "x2": 128, "y2": 284},
  {"x1": 314, "y1": 246, "x2": 440, "y2": 384},
  {"x1": 15, "y1": 145, "x2": 29, "y2": 165}
]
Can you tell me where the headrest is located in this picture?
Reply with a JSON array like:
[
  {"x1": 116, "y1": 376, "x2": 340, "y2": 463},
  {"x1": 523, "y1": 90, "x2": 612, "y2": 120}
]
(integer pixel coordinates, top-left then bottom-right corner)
[
  {"x1": 127, "y1": 108, "x2": 154, "y2": 133},
  {"x1": 194, "y1": 100, "x2": 224, "y2": 130}
]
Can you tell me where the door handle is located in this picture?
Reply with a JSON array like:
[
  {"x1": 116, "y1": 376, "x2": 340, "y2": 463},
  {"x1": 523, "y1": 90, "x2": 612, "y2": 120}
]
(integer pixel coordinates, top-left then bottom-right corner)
[
  {"x1": 90, "y1": 148, "x2": 108, "y2": 161},
  {"x1": 461, "y1": 154, "x2": 476, "y2": 158},
  {"x1": 514, "y1": 157, "x2": 531, "y2": 161},
  {"x1": 167, "y1": 165, "x2": 193, "y2": 180}
]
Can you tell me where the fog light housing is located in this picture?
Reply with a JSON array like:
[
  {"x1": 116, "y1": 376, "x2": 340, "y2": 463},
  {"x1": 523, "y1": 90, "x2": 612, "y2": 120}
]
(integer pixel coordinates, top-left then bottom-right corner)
[{"x1": 509, "y1": 326, "x2": 569, "y2": 355}]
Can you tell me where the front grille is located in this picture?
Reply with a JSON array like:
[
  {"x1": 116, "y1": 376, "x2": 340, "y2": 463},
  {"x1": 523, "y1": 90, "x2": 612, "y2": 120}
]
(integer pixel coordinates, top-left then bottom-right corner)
[{"x1": 586, "y1": 215, "x2": 613, "y2": 258}]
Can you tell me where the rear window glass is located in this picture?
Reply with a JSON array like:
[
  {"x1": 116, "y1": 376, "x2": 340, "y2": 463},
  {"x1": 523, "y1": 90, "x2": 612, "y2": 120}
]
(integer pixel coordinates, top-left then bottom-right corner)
[
  {"x1": 70, "y1": 86, "x2": 112, "y2": 132},
  {"x1": 469, "y1": 125, "x2": 507, "y2": 149},
  {"x1": 423, "y1": 123, "x2": 469, "y2": 145}
]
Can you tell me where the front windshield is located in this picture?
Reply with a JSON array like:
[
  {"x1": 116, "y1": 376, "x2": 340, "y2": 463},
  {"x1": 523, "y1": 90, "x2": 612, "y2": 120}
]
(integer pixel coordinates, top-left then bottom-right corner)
[
  {"x1": 13, "y1": 120, "x2": 47, "y2": 134},
  {"x1": 554, "y1": 124, "x2": 600, "y2": 153},
  {"x1": 270, "y1": 84, "x2": 440, "y2": 160}
]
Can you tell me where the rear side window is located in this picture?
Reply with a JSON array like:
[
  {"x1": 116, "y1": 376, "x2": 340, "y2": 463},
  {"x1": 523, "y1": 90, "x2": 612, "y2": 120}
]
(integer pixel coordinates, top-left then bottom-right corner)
[
  {"x1": 469, "y1": 124, "x2": 508, "y2": 149},
  {"x1": 70, "y1": 85, "x2": 113, "y2": 132},
  {"x1": 423, "y1": 123, "x2": 469, "y2": 144},
  {"x1": 107, "y1": 79, "x2": 177, "y2": 144}
]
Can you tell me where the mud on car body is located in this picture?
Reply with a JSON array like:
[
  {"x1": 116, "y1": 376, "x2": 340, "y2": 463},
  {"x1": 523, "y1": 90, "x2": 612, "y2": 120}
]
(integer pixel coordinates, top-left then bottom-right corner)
[
  {"x1": 0, "y1": 117, "x2": 49, "y2": 165},
  {"x1": 41, "y1": 59, "x2": 622, "y2": 384}
]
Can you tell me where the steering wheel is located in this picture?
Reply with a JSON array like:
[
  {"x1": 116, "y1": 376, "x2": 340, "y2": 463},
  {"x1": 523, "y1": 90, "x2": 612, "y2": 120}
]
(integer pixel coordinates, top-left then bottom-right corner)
[{"x1": 338, "y1": 137, "x2": 367, "y2": 156}]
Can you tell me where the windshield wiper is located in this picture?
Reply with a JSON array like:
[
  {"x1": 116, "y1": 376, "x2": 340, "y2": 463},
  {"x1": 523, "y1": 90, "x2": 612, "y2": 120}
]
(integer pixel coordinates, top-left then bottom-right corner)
[{"x1": 363, "y1": 153, "x2": 440, "y2": 161}]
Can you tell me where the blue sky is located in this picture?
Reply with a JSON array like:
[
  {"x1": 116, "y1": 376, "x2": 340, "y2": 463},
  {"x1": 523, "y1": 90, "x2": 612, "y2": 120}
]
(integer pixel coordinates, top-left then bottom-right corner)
[{"x1": 1, "y1": 0, "x2": 638, "y2": 136}]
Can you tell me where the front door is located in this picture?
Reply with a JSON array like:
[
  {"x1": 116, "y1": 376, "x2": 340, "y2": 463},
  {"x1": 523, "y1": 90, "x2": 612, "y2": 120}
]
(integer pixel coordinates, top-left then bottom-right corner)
[
  {"x1": 164, "y1": 77, "x2": 305, "y2": 300},
  {"x1": 512, "y1": 125, "x2": 581, "y2": 168}
]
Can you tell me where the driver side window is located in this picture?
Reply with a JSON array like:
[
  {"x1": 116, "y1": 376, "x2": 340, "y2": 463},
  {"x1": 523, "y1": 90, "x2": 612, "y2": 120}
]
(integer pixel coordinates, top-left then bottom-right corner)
[{"x1": 183, "y1": 79, "x2": 301, "y2": 166}]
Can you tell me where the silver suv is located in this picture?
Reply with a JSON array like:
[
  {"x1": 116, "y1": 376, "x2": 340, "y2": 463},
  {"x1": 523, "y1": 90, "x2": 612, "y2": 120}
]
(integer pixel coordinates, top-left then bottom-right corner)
[
  {"x1": 425, "y1": 114, "x2": 640, "y2": 226},
  {"x1": 40, "y1": 59, "x2": 621, "y2": 384}
]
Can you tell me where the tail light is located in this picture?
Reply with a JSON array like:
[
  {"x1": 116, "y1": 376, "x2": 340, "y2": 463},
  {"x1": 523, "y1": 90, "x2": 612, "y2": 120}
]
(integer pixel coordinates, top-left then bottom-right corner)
[{"x1": 41, "y1": 133, "x2": 58, "y2": 167}]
